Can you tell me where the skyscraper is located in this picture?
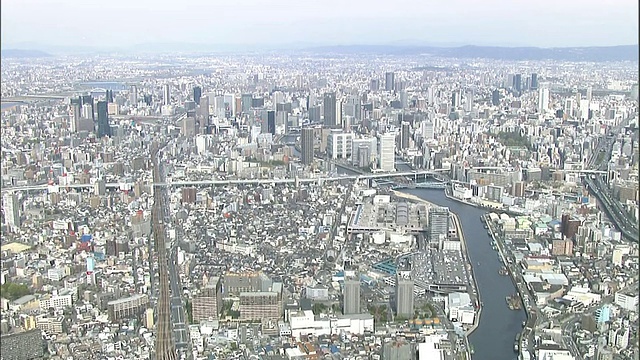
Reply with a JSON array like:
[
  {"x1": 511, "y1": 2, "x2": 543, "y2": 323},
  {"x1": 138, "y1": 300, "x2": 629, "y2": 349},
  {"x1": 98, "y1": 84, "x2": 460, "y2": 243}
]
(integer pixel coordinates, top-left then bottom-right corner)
[
  {"x1": 343, "y1": 278, "x2": 360, "y2": 315},
  {"x1": 96, "y1": 101, "x2": 111, "y2": 138},
  {"x1": 301, "y1": 127, "x2": 315, "y2": 165},
  {"x1": 514, "y1": 73, "x2": 522, "y2": 93},
  {"x1": 531, "y1": 73, "x2": 538, "y2": 90},
  {"x1": 162, "y1": 84, "x2": 170, "y2": 106},
  {"x1": 395, "y1": 272, "x2": 414, "y2": 317},
  {"x1": 400, "y1": 122, "x2": 410, "y2": 150},
  {"x1": 193, "y1": 86, "x2": 202, "y2": 105},
  {"x1": 323, "y1": 92, "x2": 337, "y2": 127},
  {"x1": 428, "y1": 207, "x2": 449, "y2": 242},
  {"x1": 267, "y1": 110, "x2": 276, "y2": 135},
  {"x1": 241, "y1": 93, "x2": 253, "y2": 113},
  {"x1": 378, "y1": 133, "x2": 395, "y2": 172},
  {"x1": 3, "y1": 193, "x2": 20, "y2": 229},
  {"x1": 538, "y1": 88, "x2": 550, "y2": 113},
  {"x1": 129, "y1": 85, "x2": 137, "y2": 106},
  {"x1": 385, "y1": 72, "x2": 395, "y2": 92},
  {"x1": 492, "y1": 89, "x2": 501, "y2": 106}
]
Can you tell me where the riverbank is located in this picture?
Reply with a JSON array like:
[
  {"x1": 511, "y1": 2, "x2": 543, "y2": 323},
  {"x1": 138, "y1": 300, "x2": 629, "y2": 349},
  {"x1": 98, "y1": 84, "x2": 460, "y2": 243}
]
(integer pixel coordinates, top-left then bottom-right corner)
[
  {"x1": 485, "y1": 214, "x2": 533, "y2": 357},
  {"x1": 391, "y1": 189, "x2": 480, "y2": 357}
]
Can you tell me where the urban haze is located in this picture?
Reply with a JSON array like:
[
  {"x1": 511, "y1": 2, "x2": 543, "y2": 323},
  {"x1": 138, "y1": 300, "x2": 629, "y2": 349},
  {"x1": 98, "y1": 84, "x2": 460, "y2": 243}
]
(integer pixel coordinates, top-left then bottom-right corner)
[{"x1": 0, "y1": 1, "x2": 639, "y2": 360}]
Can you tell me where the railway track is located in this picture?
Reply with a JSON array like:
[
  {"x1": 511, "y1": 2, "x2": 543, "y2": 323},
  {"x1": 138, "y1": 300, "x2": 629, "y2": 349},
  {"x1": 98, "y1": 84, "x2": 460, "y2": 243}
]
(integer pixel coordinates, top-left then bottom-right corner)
[{"x1": 152, "y1": 147, "x2": 177, "y2": 360}]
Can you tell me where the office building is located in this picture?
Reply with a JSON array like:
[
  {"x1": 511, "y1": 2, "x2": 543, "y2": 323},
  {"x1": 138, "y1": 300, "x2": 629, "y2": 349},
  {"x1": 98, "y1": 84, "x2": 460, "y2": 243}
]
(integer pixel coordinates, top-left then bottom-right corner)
[
  {"x1": 538, "y1": 88, "x2": 550, "y2": 113},
  {"x1": 400, "y1": 122, "x2": 411, "y2": 150},
  {"x1": 492, "y1": 89, "x2": 500, "y2": 106},
  {"x1": 193, "y1": 86, "x2": 202, "y2": 105},
  {"x1": 96, "y1": 101, "x2": 111, "y2": 138},
  {"x1": 378, "y1": 133, "x2": 396, "y2": 172},
  {"x1": 192, "y1": 277, "x2": 222, "y2": 322},
  {"x1": 514, "y1": 73, "x2": 522, "y2": 92},
  {"x1": 370, "y1": 79, "x2": 380, "y2": 91},
  {"x1": 301, "y1": 127, "x2": 315, "y2": 165},
  {"x1": 531, "y1": 73, "x2": 538, "y2": 89},
  {"x1": 395, "y1": 272, "x2": 414, "y2": 317},
  {"x1": 241, "y1": 93, "x2": 252, "y2": 113},
  {"x1": 428, "y1": 207, "x2": 450, "y2": 242},
  {"x1": 162, "y1": 84, "x2": 170, "y2": 106},
  {"x1": 129, "y1": 85, "x2": 137, "y2": 106},
  {"x1": 3, "y1": 193, "x2": 20, "y2": 229},
  {"x1": 327, "y1": 130, "x2": 353, "y2": 159},
  {"x1": 343, "y1": 278, "x2": 360, "y2": 315},
  {"x1": 323, "y1": 92, "x2": 337, "y2": 127},
  {"x1": 267, "y1": 111, "x2": 276, "y2": 135},
  {"x1": 385, "y1": 72, "x2": 395, "y2": 91}
]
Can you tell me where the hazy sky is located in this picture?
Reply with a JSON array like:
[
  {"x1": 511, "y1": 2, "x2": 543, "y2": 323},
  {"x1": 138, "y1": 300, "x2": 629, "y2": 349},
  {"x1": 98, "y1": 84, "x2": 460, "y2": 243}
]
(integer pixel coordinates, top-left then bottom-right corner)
[{"x1": 2, "y1": 0, "x2": 638, "y2": 49}]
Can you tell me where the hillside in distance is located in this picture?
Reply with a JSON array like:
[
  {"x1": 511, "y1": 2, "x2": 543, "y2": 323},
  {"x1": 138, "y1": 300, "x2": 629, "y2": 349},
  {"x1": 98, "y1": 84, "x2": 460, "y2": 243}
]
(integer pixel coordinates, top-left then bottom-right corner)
[
  {"x1": 1, "y1": 49, "x2": 52, "y2": 58},
  {"x1": 306, "y1": 44, "x2": 639, "y2": 62}
]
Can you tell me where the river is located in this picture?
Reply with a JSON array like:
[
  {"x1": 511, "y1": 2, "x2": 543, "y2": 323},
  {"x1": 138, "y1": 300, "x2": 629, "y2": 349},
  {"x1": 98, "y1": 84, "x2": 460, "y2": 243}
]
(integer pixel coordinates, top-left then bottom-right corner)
[
  {"x1": 401, "y1": 188, "x2": 526, "y2": 360},
  {"x1": 335, "y1": 165, "x2": 526, "y2": 359}
]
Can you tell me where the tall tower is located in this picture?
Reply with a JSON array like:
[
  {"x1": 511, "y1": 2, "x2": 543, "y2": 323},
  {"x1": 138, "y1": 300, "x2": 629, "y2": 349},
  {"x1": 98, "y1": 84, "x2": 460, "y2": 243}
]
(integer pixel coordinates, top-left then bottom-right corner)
[
  {"x1": 531, "y1": 73, "x2": 538, "y2": 90},
  {"x1": 96, "y1": 101, "x2": 111, "y2": 138},
  {"x1": 3, "y1": 193, "x2": 20, "y2": 229},
  {"x1": 301, "y1": 127, "x2": 315, "y2": 165},
  {"x1": 193, "y1": 86, "x2": 202, "y2": 105},
  {"x1": 400, "y1": 122, "x2": 410, "y2": 150},
  {"x1": 378, "y1": 133, "x2": 396, "y2": 172},
  {"x1": 385, "y1": 72, "x2": 395, "y2": 92},
  {"x1": 267, "y1": 111, "x2": 276, "y2": 135},
  {"x1": 395, "y1": 271, "x2": 414, "y2": 317},
  {"x1": 428, "y1": 206, "x2": 449, "y2": 242},
  {"x1": 538, "y1": 88, "x2": 550, "y2": 113},
  {"x1": 129, "y1": 85, "x2": 137, "y2": 106},
  {"x1": 162, "y1": 84, "x2": 170, "y2": 106},
  {"x1": 323, "y1": 92, "x2": 337, "y2": 127}
]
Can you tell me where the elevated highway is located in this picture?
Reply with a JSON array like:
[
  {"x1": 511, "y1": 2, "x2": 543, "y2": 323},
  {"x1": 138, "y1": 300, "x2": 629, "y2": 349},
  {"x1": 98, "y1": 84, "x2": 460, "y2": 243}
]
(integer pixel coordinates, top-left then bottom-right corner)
[{"x1": 1, "y1": 170, "x2": 449, "y2": 193}]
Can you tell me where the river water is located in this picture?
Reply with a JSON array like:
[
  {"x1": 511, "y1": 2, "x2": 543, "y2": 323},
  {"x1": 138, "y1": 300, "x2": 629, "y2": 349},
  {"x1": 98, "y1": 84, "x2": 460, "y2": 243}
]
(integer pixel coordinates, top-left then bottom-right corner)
[
  {"x1": 401, "y1": 188, "x2": 526, "y2": 360},
  {"x1": 335, "y1": 165, "x2": 526, "y2": 359}
]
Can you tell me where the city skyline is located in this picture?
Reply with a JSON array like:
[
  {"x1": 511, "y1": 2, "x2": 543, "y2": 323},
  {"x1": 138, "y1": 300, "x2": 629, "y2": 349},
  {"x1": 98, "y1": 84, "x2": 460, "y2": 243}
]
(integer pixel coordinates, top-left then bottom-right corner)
[{"x1": 1, "y1": 0, "x2": 638, "y2": 49}]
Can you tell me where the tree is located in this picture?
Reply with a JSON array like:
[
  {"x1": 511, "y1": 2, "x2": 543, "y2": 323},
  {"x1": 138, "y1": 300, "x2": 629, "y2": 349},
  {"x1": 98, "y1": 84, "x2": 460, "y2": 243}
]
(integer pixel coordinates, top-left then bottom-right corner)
[{"x1": 0, "y1": 282, "x2": 32, "y2": 301}]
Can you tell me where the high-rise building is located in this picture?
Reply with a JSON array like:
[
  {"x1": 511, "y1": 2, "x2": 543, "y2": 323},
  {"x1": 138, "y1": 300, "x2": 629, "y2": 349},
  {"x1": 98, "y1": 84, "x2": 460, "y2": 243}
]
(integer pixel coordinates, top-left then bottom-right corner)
[
  {"x1": 162, "y1": 84, "x2": 170, "y2": 106},
  {"x1": 267, "y1": 111, "x2": 276, "y2": 135},
  {"x1": 514, "y1": 73, "x2": 522, "y2": 93},
  {"x1": 428, "y1": 207, "x2": 449, "y2": 242},
  {"x1": 538, "y1": 88, "x2": 550, "y2": 113},
  {"x1": 395, "y1": 272, "x2": 414, "y2": 317},
  {"x1": 492, "y1": 89, "x2": 500, "y2": 106},
  {"x1": 586, "y1": 86, "x2": 593, "y2": 102},
  {"x1": 323, "y1": 92, "x2": 337, "y2": 127},
  {"x1": 400, "y1": 122, "x2": 411, "y2": 150},
  {"x1": 192, "y1": 277, "x2": 222, "y2": 322},
  {"x1": 301, "y1": 127, "x2": 315, "y2": 165},
  {"x1": 129, "y1": 85, "x2": 137, "y2": 106},
  {"x1": 378, "y1": 133, "x2": 395, "y2": 172},
  {"x1": 385, "y1": 72, "x2": 395, "y2": 92},
  {"x1": 343, "y1": 278, "x2": 360, "y2": 315},
  {"x1": 241, "y1": 93, "x2": 252, "y2": 113},
  {"x1": 327, "y1": 130, "x2": 353, "y2": 159},
  {"x1": 531, "y1": 73, "x2": 538, "y2": 89},
  {"x1": 3, "y1": 193, "x2": 20, "y2": 229},
  {"x1": 370, "y1": 79, "x2": 380, "y2": 91},
  {"x1": 193, "y1": 86, "x2": 202, "y2": 105},
  {"x1": 96, "y1": 101, "x2": 111, "y2": 138}
]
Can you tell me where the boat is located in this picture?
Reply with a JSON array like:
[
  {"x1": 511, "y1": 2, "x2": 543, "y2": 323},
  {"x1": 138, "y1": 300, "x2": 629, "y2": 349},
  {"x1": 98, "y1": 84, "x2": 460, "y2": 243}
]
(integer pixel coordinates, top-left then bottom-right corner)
[{"x1": 514, "y1": 342, "x2": 519, "y2": 352}]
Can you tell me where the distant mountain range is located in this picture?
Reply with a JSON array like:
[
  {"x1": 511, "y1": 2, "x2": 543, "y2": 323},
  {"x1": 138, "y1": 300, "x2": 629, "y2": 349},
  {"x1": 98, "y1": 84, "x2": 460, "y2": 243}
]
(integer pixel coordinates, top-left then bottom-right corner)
[
  {"x1": 1, "y1": 49, "x2": 52, "y2": 58},
  {"x1": 1, "y1": 43, "x2": 637, "y2": 62},
  {"x1": 305, "y1": 44, "x2": 639, "y2": 62}
]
